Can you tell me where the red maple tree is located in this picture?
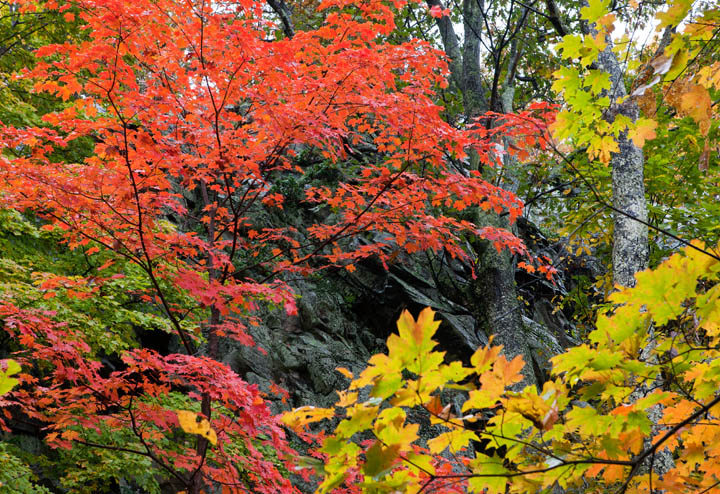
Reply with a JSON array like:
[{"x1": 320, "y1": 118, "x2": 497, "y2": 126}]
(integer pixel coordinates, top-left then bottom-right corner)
[{"x1": 0, "y1": 0, "x2": 554, "y2": 492}]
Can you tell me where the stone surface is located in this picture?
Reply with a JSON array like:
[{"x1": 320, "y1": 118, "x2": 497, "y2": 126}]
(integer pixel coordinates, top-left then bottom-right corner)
[{"x1": 223, "y1": 220, "x2": 592, "y2": 413}]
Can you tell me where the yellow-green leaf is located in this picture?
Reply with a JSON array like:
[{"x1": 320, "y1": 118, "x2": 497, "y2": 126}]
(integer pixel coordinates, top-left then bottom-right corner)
[
  {"x1": 363, "y1": 441, "x2": 400, "y2": 478},
  {"x1": 0, "y1": 359, "x2": 20, "y2": 396},
  {"x1": 580, "y1": 0, "x2": 610, "y2": 23},
  {"x1": 427, "y1": 429, "x2": 478, "y2": 454}
]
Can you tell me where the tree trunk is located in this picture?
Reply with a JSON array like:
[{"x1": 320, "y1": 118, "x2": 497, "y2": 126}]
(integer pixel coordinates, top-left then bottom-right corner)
[
  {"x1": 596, "y1": 44, "x2": 649, "y2": 288},
  {"x1": 471, "y1": 211, "x2": 535, "y2": 383}
]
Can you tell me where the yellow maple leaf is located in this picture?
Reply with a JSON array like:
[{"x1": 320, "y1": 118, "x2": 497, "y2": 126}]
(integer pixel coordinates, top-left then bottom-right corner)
[
  {"x1": 335, "y1": 367, "x2": 353, "y2": 379},
  {"x1": 470, "y1": 341, "x2": 502, "y2": 374},
  {"x1": 698, "y1": 62, "x2": 720, "y2": 91},
  {"x1": 597, "y1": 13, "x2": 616, "y2": 34},
  {"x1": 281, "y1": 405, "x2": 334, "y2": 431},
  {"x1": 656, "y1": 0, "x2": 692, "y2": 28},
  {"x1": 480, "y1": 354, "x2": 525, "y2": 396},
  {"x1": 427, "y1": 429, "x2": 477, "y2": 454},
  {"x1": 629, "y1": 118, "x2": 658, "y2": 148},
  {"x1": 588, "y1": 134, "x2": 619, "y2": 164},
  {"x1": 335, "y1": 390, "x2": 358, "y2": 407},
  {"x1": 506, "y1": 391, "x2": 559, "y2": 431},
  {"x1": 177, "y1": 410, "x2": 218, "y2": 445},
  {"x1": 499, "y1": 355, "x2": 525, "y2": 385},
  {"x1": 375, "y1": 421, "x2": 419, "y2": 452}
]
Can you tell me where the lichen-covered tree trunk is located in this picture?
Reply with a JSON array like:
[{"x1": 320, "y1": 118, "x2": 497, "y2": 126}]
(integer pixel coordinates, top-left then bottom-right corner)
[
  {"x1": 471, "y1": 211, "x2": 535, "y2": 381},
  {"x1": 610, "y1": 137, "x2": 648, "y2": 288},
  {"x1": 596, "y1": 45, "x2": 649, "y2": 288}
]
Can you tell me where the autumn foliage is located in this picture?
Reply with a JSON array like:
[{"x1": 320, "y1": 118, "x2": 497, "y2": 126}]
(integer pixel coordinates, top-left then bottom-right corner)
[
  {"x1": 0, "y1": 0, "x2": 556, "y2": 492},
  {"x1": 286, "y1": 242, "x2": 720, "y2": 494},
  {"x1": 3, "y1": 0, "x2": 720, "y2": 491}
]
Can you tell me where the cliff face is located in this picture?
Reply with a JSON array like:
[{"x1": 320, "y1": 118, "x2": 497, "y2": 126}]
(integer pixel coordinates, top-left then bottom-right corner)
[{"x1": 226, "y1": 206, "x2": 601, "y2": 413}]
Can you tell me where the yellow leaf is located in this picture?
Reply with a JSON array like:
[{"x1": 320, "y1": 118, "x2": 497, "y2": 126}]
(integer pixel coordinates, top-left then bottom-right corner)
[
  {"x1": 395, "y1": 307, "x2": 440, "y2": 359},
  {"x1": 375, "y1": 420, "x2": 419, "y2": 452},
  {"x1": 396, "y1": 309, "x2": 417, "y2": 343},
  {"x1": 550, "y1": 111, "x2": 573, "y2": 140},
  {"x1": 580, "y1": 0, "x2": 610, "y2": 23},
  {"x1": 462, "y1": 388, "x2": 499, "y2": 412},
  {"x1": 505, "y1": 391, "x2": 559, "y2": 431},
  {"x1": 470, "y1": 342, "x2": 502, "y2": 374},
  {"x1": 281, "y1": 406, "x2": 334, "y2": 431},
  {"x1": 588, "y1": 134, "x2": 619, "y2": 164},
  {"x1": 480, "y1": 355, "x2": 525, "y2": 396},
  {"x1": 336, "y1": 389, "x2": 358, "y2": 407},
  {"x1": 656, "y1": 0, "x2": 692, "y2": 28},
  {"x1": 698, "y1": 62, "x2": 720, "y2": 91},
  {"x1": 665, "y1": 48, "x2": 689, "y2": 81},
  {"x1": 177, "y1": 410, "x2": 218, "y2": 445},
  {"x1": 415, "y1": 307, "x2": 440, "y2": 341},
  {"x1": 498, "y1": 355, "x2": 526, "y2": 387},
  {"x1": 585, "y1": 33, "x2": 608, "y2": 57},
  {"x1": 629, "y1": 118, "x2": 657, "y2": 148},
  {"x1": 427, "y1": 429, "x2": 478, "y2": 454},
  {"x1": 335, "y1": 367, "x2": 353, "y2": 379},
  {"x1": 596, "y1": 13, "x2": 616, "y2": 34}
]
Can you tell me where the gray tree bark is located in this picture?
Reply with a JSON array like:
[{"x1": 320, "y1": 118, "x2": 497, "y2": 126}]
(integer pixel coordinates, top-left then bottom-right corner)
[
  {"x1": 595, "y1": 45, "x2": 649, "y2": 288},
  {"x1": 268, "y1": 0, "x2": 295, "y2": 38}
]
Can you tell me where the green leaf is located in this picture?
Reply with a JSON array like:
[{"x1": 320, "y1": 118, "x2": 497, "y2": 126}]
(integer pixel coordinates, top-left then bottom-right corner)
[
  {"x1": 584, "y1": 70, "x2": 611, "y2": 95},
  {"x1": 580, "y1": 0, "x2": 610, "y2": 23},
  {"x1": 555, "y1": 35, "x2": 584, "y2": 60}
]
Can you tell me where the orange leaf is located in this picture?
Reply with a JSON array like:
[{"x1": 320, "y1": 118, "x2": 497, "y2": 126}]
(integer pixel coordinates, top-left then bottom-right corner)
[
  {"x1": 629, "y1": 118, "x2": 657, "y2": 148},
  {"x1": 677, "y1": 83, "x2": 712, "y2": 136}
]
